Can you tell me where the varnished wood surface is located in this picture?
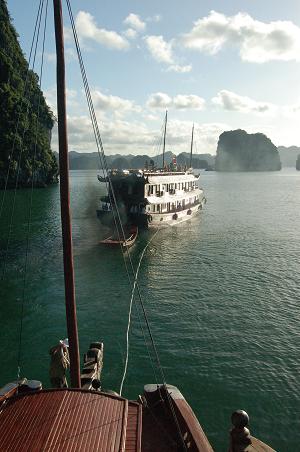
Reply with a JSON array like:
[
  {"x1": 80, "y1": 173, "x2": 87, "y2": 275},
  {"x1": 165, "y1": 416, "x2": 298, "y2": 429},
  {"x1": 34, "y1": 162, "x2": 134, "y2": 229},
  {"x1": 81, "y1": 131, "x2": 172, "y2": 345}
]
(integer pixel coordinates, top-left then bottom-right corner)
[
  {"x1": 0, "y1": 389, "x2": 141, "y2": 452},
  {"x1": 246, "y1": 436, "x2": 276, "y2": 451}
]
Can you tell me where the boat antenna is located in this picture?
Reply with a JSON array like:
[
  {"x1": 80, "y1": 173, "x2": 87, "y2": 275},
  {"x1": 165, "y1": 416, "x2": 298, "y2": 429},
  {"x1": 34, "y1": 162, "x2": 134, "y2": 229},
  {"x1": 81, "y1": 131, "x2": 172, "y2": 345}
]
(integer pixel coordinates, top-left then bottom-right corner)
[
  {"x1": 162, "y1": 110, "x2": 167, "y2": 169},
  {"x1": 53, "y1": 0, "x2": 81, "y2": 388},
  {"x1": 189, "y1": 123, "x2": 194, "y2": 169}
]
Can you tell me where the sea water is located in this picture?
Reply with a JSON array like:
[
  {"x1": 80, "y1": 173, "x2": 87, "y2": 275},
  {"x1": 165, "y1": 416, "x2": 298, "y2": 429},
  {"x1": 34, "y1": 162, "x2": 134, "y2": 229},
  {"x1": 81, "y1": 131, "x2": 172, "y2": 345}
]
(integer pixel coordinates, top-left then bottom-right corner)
[{"x1": 0, "y1": 168, "x2": 299, "y2": 451}]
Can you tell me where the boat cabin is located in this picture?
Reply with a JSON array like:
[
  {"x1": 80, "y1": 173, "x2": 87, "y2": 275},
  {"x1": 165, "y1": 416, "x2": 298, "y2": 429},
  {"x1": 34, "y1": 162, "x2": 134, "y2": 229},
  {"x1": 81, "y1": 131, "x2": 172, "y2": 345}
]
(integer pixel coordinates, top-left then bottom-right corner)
[{"x1": 97, "y1": 169, "x2": 203, "y2": 227}]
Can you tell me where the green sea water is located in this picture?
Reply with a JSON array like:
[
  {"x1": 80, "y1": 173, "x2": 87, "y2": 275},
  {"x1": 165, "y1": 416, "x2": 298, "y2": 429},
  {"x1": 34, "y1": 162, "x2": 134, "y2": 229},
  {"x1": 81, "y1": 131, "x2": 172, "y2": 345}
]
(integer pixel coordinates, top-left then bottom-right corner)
[{"x1": 1, "y1": 168, "x2": 300, "y2": 451}]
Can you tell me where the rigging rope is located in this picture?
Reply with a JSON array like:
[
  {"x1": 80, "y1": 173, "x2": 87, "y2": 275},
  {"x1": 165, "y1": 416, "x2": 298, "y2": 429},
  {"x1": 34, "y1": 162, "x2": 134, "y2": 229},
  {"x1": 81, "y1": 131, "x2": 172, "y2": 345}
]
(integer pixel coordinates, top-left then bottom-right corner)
[
  {"x1": 16, "y1": 0, "x2": 49, "y2": 379},
  {"x1": 66, "y1": 3, "x2": 186, "y2": 448},
  {"x1": 119, "y1": 228, "x2": 160, "y2": 395},
  {"x1": 0, "y1": 0, "x2": 44, "y2": 223},
  {"x1": 66, "y1": 0, "x2": 162, "y2": 379},
  {"x1": 65, "y1": 1, "x2": 162, "y2": 387}
]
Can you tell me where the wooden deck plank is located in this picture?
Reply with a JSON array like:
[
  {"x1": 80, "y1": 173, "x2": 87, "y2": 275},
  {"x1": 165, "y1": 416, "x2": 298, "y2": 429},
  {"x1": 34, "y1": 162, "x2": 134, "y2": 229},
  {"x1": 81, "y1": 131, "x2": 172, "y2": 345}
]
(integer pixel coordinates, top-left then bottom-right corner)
[{"x1": 0, "y1": 390, "x2": 138, "y2": 452}]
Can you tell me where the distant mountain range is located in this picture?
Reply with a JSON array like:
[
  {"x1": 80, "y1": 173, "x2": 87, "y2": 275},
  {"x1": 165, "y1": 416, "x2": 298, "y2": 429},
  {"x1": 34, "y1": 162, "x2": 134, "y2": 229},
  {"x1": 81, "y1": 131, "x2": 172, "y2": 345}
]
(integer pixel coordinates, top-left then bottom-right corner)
[
  {"x1": 53, "y1": 145, "x2": 300, "y2": 170},
  {"x1": 54, "y1": 151, "x2": 215, "y2": 170},
  {"x1": 277, "y1": 146, "x2": 300, "y2": 167}
]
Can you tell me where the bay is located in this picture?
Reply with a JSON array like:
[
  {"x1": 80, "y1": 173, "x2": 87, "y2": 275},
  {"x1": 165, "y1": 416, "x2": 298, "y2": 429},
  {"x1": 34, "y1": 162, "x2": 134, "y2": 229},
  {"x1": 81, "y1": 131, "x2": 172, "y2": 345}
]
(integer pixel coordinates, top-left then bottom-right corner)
[{"x1": 0, "y1": 168, "x2": 300, "y2": 451}]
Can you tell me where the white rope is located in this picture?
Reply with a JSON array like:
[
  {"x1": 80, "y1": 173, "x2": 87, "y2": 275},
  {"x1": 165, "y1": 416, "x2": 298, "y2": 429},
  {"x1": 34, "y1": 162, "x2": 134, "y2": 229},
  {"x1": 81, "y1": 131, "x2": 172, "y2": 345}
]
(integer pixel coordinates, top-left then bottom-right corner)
[{"x1": 119, "y1": 228, "x2": 160, "y2": 395}]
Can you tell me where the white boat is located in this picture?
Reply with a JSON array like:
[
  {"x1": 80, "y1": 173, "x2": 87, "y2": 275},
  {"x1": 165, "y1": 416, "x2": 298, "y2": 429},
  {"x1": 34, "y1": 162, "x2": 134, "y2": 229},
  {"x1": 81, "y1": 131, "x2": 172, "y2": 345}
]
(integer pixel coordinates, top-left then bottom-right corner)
[
  {"x1": 97, "y1": 165, "x2": 205, "y2": 228},
  {"x1": 143, "y1": 166, "x2": 205, "y2": 227},
  {"x1": 97, "y1": 115, "x2": 206, "y2": 228}
]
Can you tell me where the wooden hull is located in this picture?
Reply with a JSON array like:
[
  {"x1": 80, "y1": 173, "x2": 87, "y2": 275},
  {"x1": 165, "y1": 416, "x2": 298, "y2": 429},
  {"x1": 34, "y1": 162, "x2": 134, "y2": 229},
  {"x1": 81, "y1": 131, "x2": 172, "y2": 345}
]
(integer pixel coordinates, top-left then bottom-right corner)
[
  {"x1": 100, "y1": 226, "x2": 138, "y2": 248},
  {"x1": 0, "y1": 382, "x2": 275, "y2": 451},
  {"x1": 142, "y1": 384, "x2": 213, "y2": 452}
]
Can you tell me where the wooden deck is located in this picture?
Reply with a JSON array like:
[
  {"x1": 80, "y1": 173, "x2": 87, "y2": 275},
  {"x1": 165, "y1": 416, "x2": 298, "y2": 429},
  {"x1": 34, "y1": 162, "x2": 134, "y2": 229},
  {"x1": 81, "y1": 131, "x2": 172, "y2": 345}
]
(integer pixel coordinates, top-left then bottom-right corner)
[
  {"x1": 0, "y1": 389, "x2": 141, "y2": 452},
  {"x1": 0, "y1": 386, "x2": 276, "y2": 451}
]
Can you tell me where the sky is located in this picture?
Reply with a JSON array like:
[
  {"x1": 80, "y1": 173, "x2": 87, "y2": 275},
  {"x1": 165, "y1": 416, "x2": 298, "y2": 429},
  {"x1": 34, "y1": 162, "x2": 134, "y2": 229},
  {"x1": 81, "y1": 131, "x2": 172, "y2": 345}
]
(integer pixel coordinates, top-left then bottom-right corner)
[{"x1": 7, "y1": 0, "x2": 300, "y2": 156}]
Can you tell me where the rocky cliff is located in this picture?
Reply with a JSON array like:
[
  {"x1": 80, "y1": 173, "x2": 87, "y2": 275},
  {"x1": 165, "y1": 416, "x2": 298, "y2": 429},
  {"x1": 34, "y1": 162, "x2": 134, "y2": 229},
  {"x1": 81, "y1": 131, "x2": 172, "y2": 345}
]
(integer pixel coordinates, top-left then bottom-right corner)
[
  {"x1": 0, "y1": 0, "x2": 58, "y2": 188},
  {"x1": 215, "y1": 129, "x2": 281, "y2": 172}
]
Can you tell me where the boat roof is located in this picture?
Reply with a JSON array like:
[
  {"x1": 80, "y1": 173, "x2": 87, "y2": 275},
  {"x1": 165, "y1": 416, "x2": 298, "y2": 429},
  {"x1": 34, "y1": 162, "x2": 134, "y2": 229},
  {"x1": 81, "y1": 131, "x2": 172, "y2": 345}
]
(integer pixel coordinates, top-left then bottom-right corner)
[
  {"x1": 0, "y1": 389, "x2": 141, "y2": 452},
  {"x1": 145, "y1": 173, "x2": 198, "y2": 184}
]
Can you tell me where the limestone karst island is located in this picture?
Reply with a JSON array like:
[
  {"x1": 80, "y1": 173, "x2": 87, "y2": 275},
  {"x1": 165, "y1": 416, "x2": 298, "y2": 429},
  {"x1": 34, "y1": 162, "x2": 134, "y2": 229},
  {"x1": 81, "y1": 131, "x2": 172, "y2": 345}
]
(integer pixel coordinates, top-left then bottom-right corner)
[
  {"x1": 215, "y1": 129, "x2": 281, "y2": 172},
  {"x1": 0, "y1": 0, "x2": 58, "y2": 188}
]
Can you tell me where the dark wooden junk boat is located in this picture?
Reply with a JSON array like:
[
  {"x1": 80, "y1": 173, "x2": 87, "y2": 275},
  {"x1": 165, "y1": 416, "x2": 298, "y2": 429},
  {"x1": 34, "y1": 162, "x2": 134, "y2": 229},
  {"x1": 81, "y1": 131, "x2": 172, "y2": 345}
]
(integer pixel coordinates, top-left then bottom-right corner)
[
  {"x1": 100, "y1": 225, "x2": 138, "y2": 248},
  {"x1": 0, "y1": 1, "x2": 275, "y2": 450}
]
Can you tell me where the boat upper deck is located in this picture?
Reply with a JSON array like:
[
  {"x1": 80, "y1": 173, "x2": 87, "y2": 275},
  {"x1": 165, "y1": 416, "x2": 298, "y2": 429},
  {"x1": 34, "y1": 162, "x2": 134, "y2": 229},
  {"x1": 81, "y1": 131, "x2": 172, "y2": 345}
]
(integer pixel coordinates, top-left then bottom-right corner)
[
  {"x1": 104, "y1": 169, "x2": 197, "y2": 180},
  {"x1": 0, "y1": 389, "x2": 141, "y2": 452}
]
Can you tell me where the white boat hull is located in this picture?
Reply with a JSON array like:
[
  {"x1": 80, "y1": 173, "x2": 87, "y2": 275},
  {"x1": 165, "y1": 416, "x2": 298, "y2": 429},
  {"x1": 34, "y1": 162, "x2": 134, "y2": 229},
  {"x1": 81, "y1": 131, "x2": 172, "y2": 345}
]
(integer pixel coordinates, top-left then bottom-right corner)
[{"x1": 147, "y1": 196, "x2": 205, "y2": 228}]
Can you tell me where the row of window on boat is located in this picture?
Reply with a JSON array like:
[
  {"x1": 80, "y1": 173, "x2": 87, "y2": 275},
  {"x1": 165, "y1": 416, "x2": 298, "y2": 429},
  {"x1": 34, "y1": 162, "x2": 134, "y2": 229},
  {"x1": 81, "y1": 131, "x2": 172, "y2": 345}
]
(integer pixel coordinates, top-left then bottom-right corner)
[
  {"x1": 146, "y1": 197, "x2": 200, "y2": 213},
  {"x1": 101, "y1": 196, "x2": 200, "y2": 214},
  {"x1": 146, "y1": 181, "x2": 198, "y2": 196}
]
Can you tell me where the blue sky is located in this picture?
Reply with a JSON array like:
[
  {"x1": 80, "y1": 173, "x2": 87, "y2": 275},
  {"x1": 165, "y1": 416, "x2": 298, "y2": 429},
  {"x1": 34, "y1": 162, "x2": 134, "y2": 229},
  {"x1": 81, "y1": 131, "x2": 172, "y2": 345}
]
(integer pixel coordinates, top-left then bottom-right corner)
[{"x1": 7, "y1": 0, "x2": 300, "y2": 155}]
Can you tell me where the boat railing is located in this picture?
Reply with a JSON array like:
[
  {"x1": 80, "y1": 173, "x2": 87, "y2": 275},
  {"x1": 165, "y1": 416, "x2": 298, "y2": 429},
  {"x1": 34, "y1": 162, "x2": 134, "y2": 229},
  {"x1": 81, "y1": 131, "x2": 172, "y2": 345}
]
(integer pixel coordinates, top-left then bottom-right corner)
[
  {"x1": 144, "y1": 170, "x2": 187, "y2": 176},
  {"x1": 150, "y1": 199, "x2": 200, "y2": 214}
]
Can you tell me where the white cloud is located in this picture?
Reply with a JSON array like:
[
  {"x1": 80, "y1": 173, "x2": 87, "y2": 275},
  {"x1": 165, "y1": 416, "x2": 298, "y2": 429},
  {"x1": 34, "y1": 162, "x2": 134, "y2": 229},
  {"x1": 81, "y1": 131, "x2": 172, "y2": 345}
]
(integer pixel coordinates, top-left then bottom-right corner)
[
  {"x1": 52, "y1": 116, "x2": 155, "y2": 153},
  {"x1": 147, "y1": 92, "x2": 205, "y2": 110},
  {"x1": 173, "y1": 95, "x2": 205, "y2": 110},
  {"x1": 212, "y1": 90, "x2": 276, "y2": 114},
  {"x1": 75, "y1": 11, "x2": 129, "y2": 50},
  {"x1": 65, "y1": 47, "x2": 77, "y2": 62},
  {"x1": 147, "y1": 92, "x2": 173, "y2": 109},
  {"x1": 51, "y1": 114, "x2": 228, "y2": 155},
  {"x1": 166, "y1": 64, "x2": 192, "y2": 73},
  {"x1": 182, "y1": 10, "x2": 300, "y2": 63},
  {"x1": 64, "y1": 27, "x2": 73, "y2": 42},
  {"x1": 144, "y1": 35, "x2": 174, "y2": 64},
  {"x1": 196, "y1": 122, "x2": 231, "y2": 151},
  {"x1": 123, "y1": 28, "x2": 138, "y2": 39},
  {"x1": 44, "y1": 87, "x2": 79, "y2": 114},
  {"x1": 143, "y1": 113, "x2": 159, "y2": 121},
  {"x1": 146, "y1": 14, "x2": 161, "y2": 23},
  {"x1": 281, "y1": 102, "x2": 300, "y2": 119},
  {"x1": 45, "y1": 52, "x2": 56, "y2": 63},
  {"x1": 123, "y1": 13, "x2": 146, "y2": 32},
  {"x1": 45, "y1": 48, "x2": 76, "y2": 64},
  {"x1": 144, "y1": 35, "x2": 192, "y2": 73},
  {"x1": 151, "y1": 119, "x2": 229, "y2": 154},
  {"x1": 44, "y1": 87, "x2": 57, "y2": 113},
  {"x1": 92, "y1": 90, "x2": 141, "y2": 113}
]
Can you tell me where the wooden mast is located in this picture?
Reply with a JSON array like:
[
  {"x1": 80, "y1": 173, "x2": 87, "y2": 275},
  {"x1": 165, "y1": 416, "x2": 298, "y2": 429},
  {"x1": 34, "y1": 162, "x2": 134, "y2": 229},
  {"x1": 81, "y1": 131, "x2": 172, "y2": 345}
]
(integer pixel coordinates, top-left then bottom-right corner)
[
  {"x1": 162, "y1": 110, "x2": 167, "y2": 169},
  {"x1": 189, "y1": 123, "x2": 194, "y2": 169},
  {"x1": 53, "y1": 0, "x2": 81, "y2": 388}
]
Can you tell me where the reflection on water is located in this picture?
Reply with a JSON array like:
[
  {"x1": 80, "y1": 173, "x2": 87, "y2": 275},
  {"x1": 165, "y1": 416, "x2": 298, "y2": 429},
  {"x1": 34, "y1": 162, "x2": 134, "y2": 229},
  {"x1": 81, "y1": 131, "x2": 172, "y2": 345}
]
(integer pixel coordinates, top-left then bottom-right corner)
[{"x1": 1, "y1": 169, "x2": 300, "y2": 451}]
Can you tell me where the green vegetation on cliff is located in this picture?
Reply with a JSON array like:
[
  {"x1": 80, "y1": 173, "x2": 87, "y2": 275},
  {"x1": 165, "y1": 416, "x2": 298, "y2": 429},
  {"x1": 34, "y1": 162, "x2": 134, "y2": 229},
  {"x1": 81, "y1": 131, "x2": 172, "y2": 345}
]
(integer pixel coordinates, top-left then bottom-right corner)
[
  {"x1": 215, "y1": 129, "x2": 281, "y2": 172},
  {"x1": 0, "y1": 0, "x2": 58, "y2": 188},
  {"x1": 296, "y1": 154, "x2": 300, "y2": 170}
]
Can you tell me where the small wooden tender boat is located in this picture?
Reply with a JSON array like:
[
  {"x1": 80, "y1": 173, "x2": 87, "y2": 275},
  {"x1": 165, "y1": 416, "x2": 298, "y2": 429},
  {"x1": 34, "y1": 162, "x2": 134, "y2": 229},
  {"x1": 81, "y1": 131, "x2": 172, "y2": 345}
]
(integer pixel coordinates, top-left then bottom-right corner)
[{"x1": 100, "y1": 225, "x2": 138, "y2": 248}]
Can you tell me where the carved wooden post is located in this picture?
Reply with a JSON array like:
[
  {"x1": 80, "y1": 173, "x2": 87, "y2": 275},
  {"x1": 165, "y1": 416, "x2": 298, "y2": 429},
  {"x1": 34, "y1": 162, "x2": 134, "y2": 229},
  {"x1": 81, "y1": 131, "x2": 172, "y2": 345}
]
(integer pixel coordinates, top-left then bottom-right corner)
[{"x1": 229, "y1": 410, "x2": 252, "y2": 451}]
